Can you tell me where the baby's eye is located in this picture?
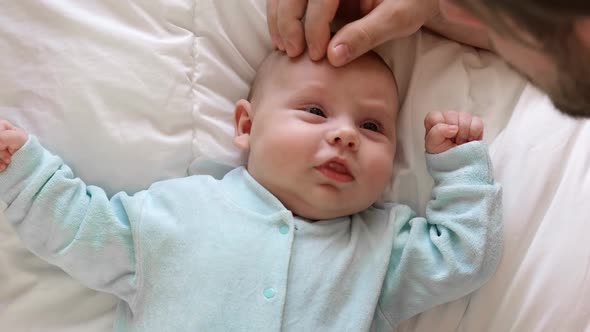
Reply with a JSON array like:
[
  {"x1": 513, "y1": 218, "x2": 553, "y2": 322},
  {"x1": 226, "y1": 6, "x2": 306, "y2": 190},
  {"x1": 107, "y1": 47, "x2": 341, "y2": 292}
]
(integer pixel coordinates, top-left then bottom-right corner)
[
  {"x1": 306, "y1": 106, "x2": 326, "y2": 118},
  {"x1": 361, "y1": 121, "x2": 380, "y2": 132}
]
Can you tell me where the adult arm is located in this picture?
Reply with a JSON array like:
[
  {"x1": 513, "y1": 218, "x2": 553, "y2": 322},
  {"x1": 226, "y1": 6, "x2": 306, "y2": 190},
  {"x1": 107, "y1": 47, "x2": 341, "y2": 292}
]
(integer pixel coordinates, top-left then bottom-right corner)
[{"x1": 425, "y1": 12, "x2": 492, "y2": 50}]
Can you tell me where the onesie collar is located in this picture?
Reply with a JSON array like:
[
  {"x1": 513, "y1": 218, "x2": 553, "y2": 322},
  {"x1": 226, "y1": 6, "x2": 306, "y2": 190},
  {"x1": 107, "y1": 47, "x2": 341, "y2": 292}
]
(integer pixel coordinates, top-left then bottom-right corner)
[{"x1": 220, "y1": 166, "x2": 290, "y2": 218}]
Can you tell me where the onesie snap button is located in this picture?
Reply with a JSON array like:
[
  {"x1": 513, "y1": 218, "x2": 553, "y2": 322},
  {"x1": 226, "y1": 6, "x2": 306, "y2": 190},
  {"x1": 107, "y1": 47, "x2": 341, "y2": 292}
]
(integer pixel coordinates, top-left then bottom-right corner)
[
  {"x1": 263, "y1": 288, "x2": 276, "y2": 299},
  {"x1": 279, "y1": 224, "x2": 289, "y2": 234}
]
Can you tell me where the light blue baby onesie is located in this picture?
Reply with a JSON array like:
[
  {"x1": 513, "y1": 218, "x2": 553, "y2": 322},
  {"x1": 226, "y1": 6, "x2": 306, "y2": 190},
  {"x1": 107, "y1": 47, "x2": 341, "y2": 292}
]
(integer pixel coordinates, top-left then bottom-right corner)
[{"x1": 0, "y1": 137, "x2": 502, "y2": 331}]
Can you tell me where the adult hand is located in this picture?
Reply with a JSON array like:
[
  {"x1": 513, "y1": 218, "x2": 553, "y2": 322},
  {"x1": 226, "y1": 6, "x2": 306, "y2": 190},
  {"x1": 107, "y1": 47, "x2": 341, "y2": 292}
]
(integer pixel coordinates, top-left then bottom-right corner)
[{"x1": 266, "y1": 0, "x2": 440, "y2": 66}]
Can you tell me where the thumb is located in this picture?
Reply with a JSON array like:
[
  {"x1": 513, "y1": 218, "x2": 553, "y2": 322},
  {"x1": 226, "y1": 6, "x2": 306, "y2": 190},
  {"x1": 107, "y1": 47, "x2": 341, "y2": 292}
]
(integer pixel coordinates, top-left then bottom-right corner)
[
  {"x1": 425, "y1": 124, "x2": 458, "y2": 153},
  {"x1": 327, "y1": 8, "x2": 392, "y2": 67},
  {"x1": 326, "y1": 1, "x2": 422, "y2": 67}
]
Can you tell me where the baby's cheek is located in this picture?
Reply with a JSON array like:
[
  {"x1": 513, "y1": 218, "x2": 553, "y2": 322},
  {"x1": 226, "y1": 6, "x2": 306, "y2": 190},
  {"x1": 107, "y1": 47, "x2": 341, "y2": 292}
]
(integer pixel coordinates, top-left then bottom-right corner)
[{"x1": 367, "y1": 155, "x2": 394, "y2": 191}]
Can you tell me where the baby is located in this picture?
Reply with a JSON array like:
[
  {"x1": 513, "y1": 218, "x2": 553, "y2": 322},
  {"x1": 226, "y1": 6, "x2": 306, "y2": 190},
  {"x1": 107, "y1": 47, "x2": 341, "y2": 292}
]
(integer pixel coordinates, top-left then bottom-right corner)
[{"x1": 0, "y1": 51, "x2": 501, "y2": 331}]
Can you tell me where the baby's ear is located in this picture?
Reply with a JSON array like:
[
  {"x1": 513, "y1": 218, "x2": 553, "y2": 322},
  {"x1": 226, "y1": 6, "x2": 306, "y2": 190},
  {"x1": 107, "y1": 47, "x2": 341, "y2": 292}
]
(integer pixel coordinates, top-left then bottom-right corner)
[{"x1": 233, "y1": 99, "x2": 253, "y2": 150}]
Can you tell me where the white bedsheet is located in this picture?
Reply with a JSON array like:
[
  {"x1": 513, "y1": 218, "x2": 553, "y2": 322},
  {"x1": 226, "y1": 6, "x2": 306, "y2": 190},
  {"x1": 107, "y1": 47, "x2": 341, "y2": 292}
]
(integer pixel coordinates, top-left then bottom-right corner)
[{"x1": 1, "y1": 1, "x2": 588, "y2": 331}]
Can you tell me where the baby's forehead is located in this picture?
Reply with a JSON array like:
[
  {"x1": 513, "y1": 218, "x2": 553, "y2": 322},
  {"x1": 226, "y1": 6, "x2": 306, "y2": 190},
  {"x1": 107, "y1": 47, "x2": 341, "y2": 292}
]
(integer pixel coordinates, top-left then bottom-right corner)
[
  {"x1": 251, "y1": 51, "x2": 399, "y2": 110},
  {"x1": 266, "y1": 52, "x2": 395, "y2": 86}
]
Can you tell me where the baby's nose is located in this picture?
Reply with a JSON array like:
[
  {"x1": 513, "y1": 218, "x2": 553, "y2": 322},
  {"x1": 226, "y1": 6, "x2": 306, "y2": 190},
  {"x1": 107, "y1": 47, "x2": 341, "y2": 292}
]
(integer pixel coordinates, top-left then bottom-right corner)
[{"x1": 327, "y1": 127, "x2": 359, "y2": 150}]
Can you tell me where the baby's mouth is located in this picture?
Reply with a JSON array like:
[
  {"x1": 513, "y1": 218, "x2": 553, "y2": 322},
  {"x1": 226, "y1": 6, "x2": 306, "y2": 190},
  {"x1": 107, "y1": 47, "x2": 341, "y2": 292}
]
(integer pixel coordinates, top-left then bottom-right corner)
[{"x1": 315, "y1": 160, "x2": 354, "y2": 183}]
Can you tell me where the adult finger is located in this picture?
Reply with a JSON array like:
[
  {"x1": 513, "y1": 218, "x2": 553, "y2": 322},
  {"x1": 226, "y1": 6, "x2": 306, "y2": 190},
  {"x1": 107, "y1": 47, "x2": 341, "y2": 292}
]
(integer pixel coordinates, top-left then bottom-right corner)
[
  {"x1": 327, "y1": 0, "x2": 432, "y2": 67},
  {"x1": 266, "y1": 0, "x2": 285, "y2": 50},
  {"x1": 277, "y1": 0, "x2": 308, "y2": 57},
  {"x1": 303, "y1": 0, "x2": 340, "y2": 60}
]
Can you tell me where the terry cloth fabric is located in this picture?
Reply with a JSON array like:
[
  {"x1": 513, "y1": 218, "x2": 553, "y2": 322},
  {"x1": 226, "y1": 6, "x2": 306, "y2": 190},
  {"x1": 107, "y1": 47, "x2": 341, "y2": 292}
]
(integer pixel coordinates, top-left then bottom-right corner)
[{"x1": 0, "y1": 136, "x2": 501, "y2": 331}]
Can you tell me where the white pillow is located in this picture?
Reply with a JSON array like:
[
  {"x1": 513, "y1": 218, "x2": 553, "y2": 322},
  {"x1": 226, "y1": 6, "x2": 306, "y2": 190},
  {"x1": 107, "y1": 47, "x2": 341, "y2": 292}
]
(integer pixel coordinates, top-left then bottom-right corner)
[
  {"x1": 1, "y1": 1, "x2": 197, "y2": 330},
  {"x1": 0, "y1": 1, "x2": 196, "y2": 195},
  {"x1": 0, "y1": 0, "x2": 526, "y2": 331}
]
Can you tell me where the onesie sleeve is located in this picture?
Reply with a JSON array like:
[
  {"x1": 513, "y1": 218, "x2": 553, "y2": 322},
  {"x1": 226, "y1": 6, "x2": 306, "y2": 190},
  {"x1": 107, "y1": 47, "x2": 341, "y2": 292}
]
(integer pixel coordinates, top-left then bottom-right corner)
[
  {"x1": 0, "y1": 136, "x2": 145, "y2": 305},
  {"x1": 377, "y1": 141, "x2": 502, "y2": 327}
]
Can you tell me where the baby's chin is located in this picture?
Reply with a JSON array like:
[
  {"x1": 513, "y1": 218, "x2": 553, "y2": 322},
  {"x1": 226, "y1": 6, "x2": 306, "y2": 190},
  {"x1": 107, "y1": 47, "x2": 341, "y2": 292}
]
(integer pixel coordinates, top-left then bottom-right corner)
[
  {"x1": 288, "y1": 200, "x2": 372, "y2": 221},
  {"x1": 271, "y1": 182, "x2": 379, "y2": 221}
]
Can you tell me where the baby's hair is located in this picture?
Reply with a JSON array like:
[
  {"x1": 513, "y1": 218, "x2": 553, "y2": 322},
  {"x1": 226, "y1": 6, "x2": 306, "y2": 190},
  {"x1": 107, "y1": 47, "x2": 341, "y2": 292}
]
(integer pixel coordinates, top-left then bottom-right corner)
[{"x1": 247, "y1": 50, "x2": 283, "y2": 106}]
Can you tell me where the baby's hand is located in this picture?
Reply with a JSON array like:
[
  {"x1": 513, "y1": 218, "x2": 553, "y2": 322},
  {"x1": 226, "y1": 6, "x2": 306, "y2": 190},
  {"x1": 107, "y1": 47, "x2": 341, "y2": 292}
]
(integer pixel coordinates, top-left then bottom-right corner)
[
  {"x1": 0, "y1": 120, "x2": 28, "y2": 171},
  {"x1": 424, "y1": 111, "x2": 483, "y2": 154}
]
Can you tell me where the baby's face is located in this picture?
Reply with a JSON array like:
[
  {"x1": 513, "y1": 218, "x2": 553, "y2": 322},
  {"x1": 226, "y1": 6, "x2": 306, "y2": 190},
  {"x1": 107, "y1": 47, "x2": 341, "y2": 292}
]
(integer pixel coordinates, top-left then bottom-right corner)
[{"x1": 236, "y1": 53, "x2": 399, "y2": 220}]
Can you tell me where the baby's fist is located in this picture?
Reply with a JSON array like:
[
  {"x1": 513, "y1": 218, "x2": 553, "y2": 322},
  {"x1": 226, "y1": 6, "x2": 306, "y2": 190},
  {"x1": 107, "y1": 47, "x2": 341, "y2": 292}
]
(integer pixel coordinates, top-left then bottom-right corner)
[
  {"x1": 424, "y1": 111, "x2": 483, "y2": 154},
  {"x1": 0, "y1": 120, "x2": 28, "y2": 171}
]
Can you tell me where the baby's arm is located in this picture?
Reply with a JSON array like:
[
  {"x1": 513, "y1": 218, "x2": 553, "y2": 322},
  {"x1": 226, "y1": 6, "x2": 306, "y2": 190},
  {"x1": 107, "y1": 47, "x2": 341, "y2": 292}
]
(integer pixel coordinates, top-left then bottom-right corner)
[
  {"x1": 378, "y1": 111, "x2": 501, "y2": 326},
  {"x1": 0, "y1": 120, "x2": 143, "y2": 304}
]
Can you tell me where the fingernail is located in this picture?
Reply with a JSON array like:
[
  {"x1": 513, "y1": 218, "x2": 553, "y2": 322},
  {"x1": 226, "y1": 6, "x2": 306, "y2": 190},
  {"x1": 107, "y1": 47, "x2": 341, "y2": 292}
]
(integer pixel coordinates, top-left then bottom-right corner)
[
  {"x1": 285, "y1": 40, "x2": 298, "y2": 56},
  {"x1": 308, "y1": 43, "x2": 319, "y2": 60},
  {"x1": 332, "y1": 43, "x2": 351, "y2": 65},
  {"x1": 277, "y1": 38, "x2": 286, "y2": 51},
  {"x1": 283, "y1": 39, "x2": 291, "y2": 54},
  {"x1": 272, "y1": 36, "x2": 283, "y2": 50}
]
